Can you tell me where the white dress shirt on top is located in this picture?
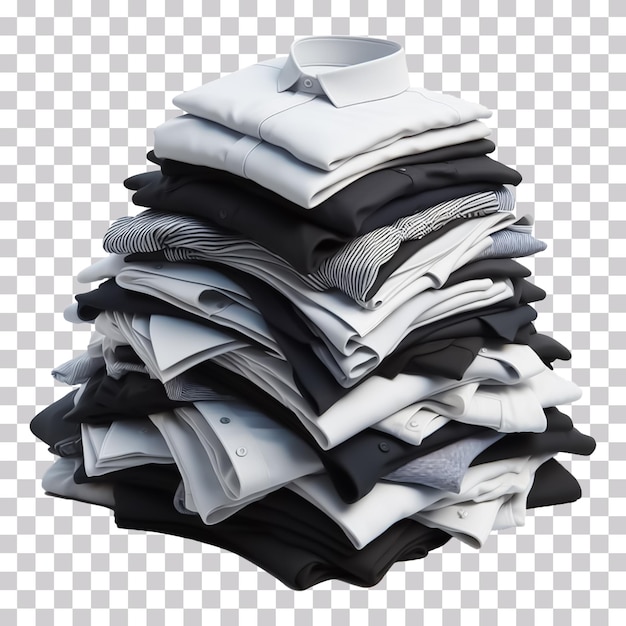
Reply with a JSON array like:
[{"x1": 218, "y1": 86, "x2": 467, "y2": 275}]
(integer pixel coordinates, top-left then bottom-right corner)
[{"x1": 170, "y1": 36, "x2": 490, "y2": 171}]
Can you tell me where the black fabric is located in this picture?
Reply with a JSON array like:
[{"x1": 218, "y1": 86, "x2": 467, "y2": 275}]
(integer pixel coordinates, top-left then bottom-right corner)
[
  {"x1": 63, "y1": 369, "x2": 188, "y2": 425},
  {"x1": 525, "y1": 458, "x2": 582, "y2": 509},
  {"x1": 523, "y1": 331, "x2": 572, "y2": 367},
  {"x1": 471, "y1": 407, "x2": 596, "y2": 465},
  {"x1": 111, "y1": 474, "x2": 450, "y2": 590},
  {"x1": 113, "y1": 344, "x2": 144, "y2": 365},
  {"x1": 393, "y1": 303, "x2": 537, "y2": 348},
  {"x1": 142, "y1": 139, "x2": 507, "y2": 237},
  {"x1": 73, "y1": 460, "x2": 180, "y2": 490},
  {"x1": 443, "y1": 258, "x2": 531, "y2": 285},
  {"x1": 43, "y1": 454, "x2": 582, "y2": 590},
  {"x1": 126, "y1": 155, "x2": 519, "y2": 274},
  {"x1": 30, "y1": 389, "x2": 81, "y2": 457},
  {"x1": 375, "y1": 336, "x2": 484, "y2": 380},
  {"x1": 320, "y1": 421, "x2": 487, "y2": 502}
]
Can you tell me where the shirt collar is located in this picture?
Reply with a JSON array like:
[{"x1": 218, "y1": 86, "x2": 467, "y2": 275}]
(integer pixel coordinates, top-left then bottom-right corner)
[{"x1": 276, "y1": 36, "x2": 410, "y2": 108}]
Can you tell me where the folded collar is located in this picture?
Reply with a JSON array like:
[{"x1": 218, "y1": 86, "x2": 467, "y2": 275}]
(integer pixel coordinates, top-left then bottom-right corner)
[{"x1": 277, "y1": 36, "x2": 410, "y2": 107}]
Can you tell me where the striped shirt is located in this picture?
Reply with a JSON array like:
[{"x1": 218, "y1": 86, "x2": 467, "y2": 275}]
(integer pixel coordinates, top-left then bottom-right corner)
[{"x1": 103, "y1": 187, "x2": 515, "y2": 306}]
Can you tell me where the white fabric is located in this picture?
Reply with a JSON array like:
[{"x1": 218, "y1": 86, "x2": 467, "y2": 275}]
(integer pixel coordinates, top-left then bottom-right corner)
[
  {"x1": 174, "y1": 401, "x2": 322, "y2": 501},
  {"x1": 289, "y1": 454, "x2": 551, "y2": 549},
  {"x1": 412, "y1": 454, "x2": 548, "y2": 548},
  {"x1": 82, "y1": 419, "x2": 174, "y2": 477},
  {"x1": 171, "y1": 38, "x2": 490, "y2": 172},
  {"x1": 116, "y1": 262, "x2": 280, "y2": 354},
  {"x1": 148, "y1": 410, "x2": 302, "y2": 524},
  {"x1": 275, "y1": 36, "x2": 409, "y2": 108},
  {"x1": 42, "y1": 457, "x2": 116, "y2": 509},
  {"x1": 374, "y1": 368, "x2": 582, "y2": 441},
  {"x1": 370, "y1": 405, "x2": 452, "y2": 445},
  {"x1": 95, "y1": 311, "x2": 249, "y2": 384},
  {"x1": 412, "y1": 368, "x2": 582, "y2": 432},
  {"x1": 412, "y1": 493, "x2": 517, "y2": 549}
]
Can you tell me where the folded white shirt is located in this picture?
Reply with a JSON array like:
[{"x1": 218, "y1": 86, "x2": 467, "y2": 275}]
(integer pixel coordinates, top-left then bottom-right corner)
[
  {"x1": 289, "y1": 454, "x2": 551, "y2": 548},
  {"x1": 374, "y1": 369, "x2": 581, "y2": 441},
  {"x1": 82, "y1": 419, "x2": 174, "y2": 477},
  {"x1": 95, "y1": 311, "x2": 251, "y2": 384},
  {"x1": 153, "y1": 114, "x2": 491, "y2": 208},
  {"x1": 148, "y1": 411, "x2": 268, "y2": 524},
  {"x1": 174, "y1": 401, "x2": 322, "y2": 502},
  {"x1": 115, "y1": 262, "x2": 280, "y2": 354},
  {"x1": 370, "y1": 405, "x2": 452, "y2": 445},
  {"x1": 411, "y1": 368, "x2": 582, "y2": 432},
  {"x1": 413, "y1": 492, "x2": 521, "y2": 549},
  {"x1": 171, "y1": 41, "x2": 491, "y2": 171}
]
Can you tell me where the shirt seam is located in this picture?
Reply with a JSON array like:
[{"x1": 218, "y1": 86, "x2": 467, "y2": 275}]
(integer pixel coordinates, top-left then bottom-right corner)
[
  {"x1": 410, "y1": 89, "x2": 462, "y2": 126},
  {"x1": 257, "y1": 96, "x2": 317, "y2": 141}
]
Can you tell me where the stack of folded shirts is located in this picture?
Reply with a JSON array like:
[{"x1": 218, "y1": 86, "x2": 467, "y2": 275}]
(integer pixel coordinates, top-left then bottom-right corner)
[{"x1": 31, "y1": 36, "x2": 596, "y2": 590}]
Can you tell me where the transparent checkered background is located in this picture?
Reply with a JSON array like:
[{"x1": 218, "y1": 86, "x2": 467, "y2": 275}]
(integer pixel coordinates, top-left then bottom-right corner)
[{"x1": 2, "y1": 0, "x2": 624, "y2": 624}]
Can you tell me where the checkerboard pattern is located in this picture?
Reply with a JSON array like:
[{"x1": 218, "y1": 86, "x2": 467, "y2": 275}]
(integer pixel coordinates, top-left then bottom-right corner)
[{"x1": 3, "y1": 0, "x2": 623, "y2": 623}]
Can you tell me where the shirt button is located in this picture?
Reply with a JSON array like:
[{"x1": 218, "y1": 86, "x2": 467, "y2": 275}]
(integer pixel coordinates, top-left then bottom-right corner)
[
  {"x1": 457, "y1": 509, "x2": 469, "y2": 519},
  {"x1": 480, "y1": 348, "x2": 488, "y2": 353},
  {"x1": 378, "y1": 442, "x2": 390, "y2": 453},
  {"x1": 235, "y1": 447, "x2": 247, "y2": 457},
  {"x1": 303, "y1": 78, "x2": 313, "y2": 88},
  {"x1": 409, "y1": 421, "x2": 419, "y2": 428},
  {"x1": 220, "y1": 417, "x2": 231, "y2": 424},
  {"x1": 154, "y1": 264, "x2": 163, "y2": 269}
]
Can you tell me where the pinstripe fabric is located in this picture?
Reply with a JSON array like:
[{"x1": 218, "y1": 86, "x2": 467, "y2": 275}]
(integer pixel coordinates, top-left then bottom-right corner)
[
  {"x1": 163, "y1": 376, "x2": 224, "y2": 403},
  {"x1": 52, "y1": 352, "x2": 103, "y2": 386},
  {"x1": 477, "y1": 229, "x2": 547, "y2": 260},
  {"x1": 307, "y1": 187, "x2": 514, "y2": 299},
  {"x1": 103, "y1": 187, "x2": 514, "y2": 305}
]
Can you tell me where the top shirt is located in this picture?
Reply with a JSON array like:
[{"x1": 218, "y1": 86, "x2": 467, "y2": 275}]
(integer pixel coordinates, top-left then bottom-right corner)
[{"x1": 172, "y1": 36, "x2": 491, "y2": 172}]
